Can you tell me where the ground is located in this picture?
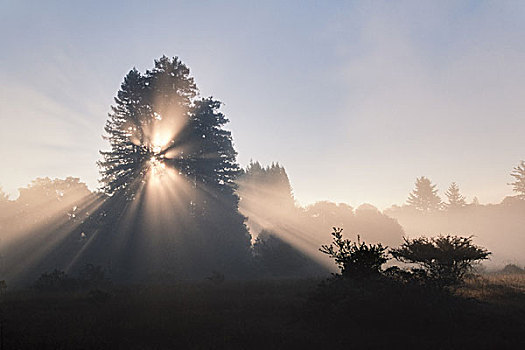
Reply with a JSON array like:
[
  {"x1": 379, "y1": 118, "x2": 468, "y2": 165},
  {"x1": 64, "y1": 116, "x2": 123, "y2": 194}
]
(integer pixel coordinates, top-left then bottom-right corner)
[{"x1": 1, "y1": 275, "x2": 524, "y2": 349}]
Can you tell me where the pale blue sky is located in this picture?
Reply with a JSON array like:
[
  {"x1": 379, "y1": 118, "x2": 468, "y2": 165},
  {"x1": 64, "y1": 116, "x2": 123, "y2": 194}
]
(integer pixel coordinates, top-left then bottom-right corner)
[{"x1": 1, "y1": 1, "x2": 524, "y2": 208}]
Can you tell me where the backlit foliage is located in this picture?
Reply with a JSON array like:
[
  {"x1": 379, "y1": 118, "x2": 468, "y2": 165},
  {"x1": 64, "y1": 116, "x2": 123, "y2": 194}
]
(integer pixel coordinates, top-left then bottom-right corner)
[
  {"x1": 390, "y1": 235, "x2": 490, "y2": 287},
  {"x1": 320, "y1": 227, "x2": 388, "y2": 279}
]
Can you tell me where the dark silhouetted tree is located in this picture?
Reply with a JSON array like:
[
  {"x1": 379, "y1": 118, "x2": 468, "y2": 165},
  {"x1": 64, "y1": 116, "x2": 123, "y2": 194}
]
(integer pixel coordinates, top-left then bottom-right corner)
[
  {"x1": 407, "y1": 176, "x2": 442, "y2": 212},
  {"x1": 444, "y1": 182, "x2": 466, "y2": 210},
  {"x1": 390, "y1": 235, "x2": 490, "y2": 287},
  {"x1": 92, "y1": 56, "x2": 252, "y2": 279},
  {"x1": 320, "y1": 227, "x2": 388, "y2": 279},
  {"x1": 99, "y1": 57, "x2": 243, "y2": 209},
  {"x1": 99, "y1": 57, "x2": 197, "y2": 197},
  {"x1": 509, "y1": 160, "x2": 525, "y2": 199}
]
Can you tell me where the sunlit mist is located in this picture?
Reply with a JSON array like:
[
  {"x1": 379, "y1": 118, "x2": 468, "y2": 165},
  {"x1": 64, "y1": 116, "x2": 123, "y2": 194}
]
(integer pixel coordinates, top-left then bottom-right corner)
[{"x1": 1, "y1": 3, "x2": 525, "y2": 349}]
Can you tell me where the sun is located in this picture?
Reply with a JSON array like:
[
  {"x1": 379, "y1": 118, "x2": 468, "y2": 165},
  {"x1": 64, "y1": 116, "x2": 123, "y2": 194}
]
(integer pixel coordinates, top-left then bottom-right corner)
[
  {"x1": 148, "y1": 137, "x2": 169, "y2": 178},
  {"x1": 149, "y1": 155, "x2": 166, "y2": 177}
]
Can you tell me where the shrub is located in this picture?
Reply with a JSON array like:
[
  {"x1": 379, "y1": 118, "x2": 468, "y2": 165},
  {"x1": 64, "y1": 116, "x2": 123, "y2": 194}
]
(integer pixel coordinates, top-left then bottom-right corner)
[
  {"x1": 33, "y1": 265, "x2": 111, "y2": 293},
  {"x1": 88, "y1": 289, "x2": 112, "y2": 304},
  {"x1": 206, "y1": 270, "x2": 225, "y2": 284},
  {"x1": 390, "y1": 235, "x2": 490, "y2": 287},
  {"x1": 33, "y1": 269, "x2": 77, "y2": 292},
  {"x1": 319, "y1": 227, "x2": 388, "y2": 279},
  {"x1": 78, "y1": 264, "x2": 110, "y2": 289},
  {"x1": 500, "y1": 264, "x2": 525, "y2": 274}
]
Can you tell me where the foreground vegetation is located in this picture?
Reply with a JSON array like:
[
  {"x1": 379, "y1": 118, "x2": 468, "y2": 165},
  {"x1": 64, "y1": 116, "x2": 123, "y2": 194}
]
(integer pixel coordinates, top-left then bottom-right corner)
[{"x1": 1, "y1": 274, "x2": 525, "y2": 349}]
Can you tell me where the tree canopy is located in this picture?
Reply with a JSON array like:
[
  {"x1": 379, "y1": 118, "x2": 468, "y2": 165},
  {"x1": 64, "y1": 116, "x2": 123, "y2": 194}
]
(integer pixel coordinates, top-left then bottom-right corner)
[
  {"x1": 390, "y1": 235, "x2": 490, "y2": 287},
  {"x1": 320, "y1": 227, "x2": 388, "y2": 279},
  {"x1": 88, "y1": 56, "x2": 252, "y2": 279},
  {"x1": 407, "y1": 176, "x2": 442, "y2": 212}
]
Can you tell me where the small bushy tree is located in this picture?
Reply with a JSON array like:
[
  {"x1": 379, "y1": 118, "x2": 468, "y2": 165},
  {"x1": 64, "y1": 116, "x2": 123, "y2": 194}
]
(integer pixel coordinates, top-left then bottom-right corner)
[
  {"x1": 390, "y1": 235, "x2": 490, "y2": 287},
  {"x1": 320, "y1": 227, "x2": 388, "y2": 279}
]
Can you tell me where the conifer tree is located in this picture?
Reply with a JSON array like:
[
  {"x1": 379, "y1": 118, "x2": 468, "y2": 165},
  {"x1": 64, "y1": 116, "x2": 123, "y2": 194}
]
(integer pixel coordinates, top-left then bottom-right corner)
[
  {"x1": 509, "y1": 160, "x2": 525, "y2": 199},
  {"x1": 99, "y1": 57, "x2": 197, "y2": 197},
  {"x1": 444, "y1": 182, "x2": 466, "y2": 210},
  {"x1": 99, "y1": 56, "x2": 245, "y2": 205},
  {"x1": 407, "y1": 176, "x2": 442, "y2": 212},
  {"x1": 238, "y1": 161, "x2": 295, "y2": 210},
  {"x1": 91, "y1": 56, "x2": 252, "y2": 278}
]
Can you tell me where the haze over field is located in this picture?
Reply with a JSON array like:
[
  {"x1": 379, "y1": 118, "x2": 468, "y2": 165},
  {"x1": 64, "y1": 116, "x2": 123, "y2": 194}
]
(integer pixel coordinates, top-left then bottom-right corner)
[
  {"x1": 2, "y1": 1, "x2": 524, "y2": 209},
  {"x1": 2, "y1": 3, "x2": 525, "y2": 349}
]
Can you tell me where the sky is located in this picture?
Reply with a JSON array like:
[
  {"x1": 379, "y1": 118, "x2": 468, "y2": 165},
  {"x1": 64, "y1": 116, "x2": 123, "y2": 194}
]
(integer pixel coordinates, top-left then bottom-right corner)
[{"x1": 1, "y1": 0, "x2": 524, "y2": 209}]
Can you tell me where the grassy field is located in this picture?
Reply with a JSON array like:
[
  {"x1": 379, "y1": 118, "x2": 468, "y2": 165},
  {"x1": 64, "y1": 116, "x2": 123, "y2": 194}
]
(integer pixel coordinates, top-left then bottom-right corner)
[
  {"x1": 460, "y1": 274, "x2": 525, "y2": 297},
  {"x1": 1, "y1": 275, "x2": 525, "y2": 349}
]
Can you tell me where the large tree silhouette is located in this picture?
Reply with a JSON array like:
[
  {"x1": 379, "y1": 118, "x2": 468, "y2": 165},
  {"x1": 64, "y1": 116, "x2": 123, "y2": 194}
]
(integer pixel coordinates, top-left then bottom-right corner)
[
  {"x1": 99, "y1": 57, "x2": 197, "y2": 197},
  {"x1": 87, "y1": 56, "x2": 252, "y2": 279}
]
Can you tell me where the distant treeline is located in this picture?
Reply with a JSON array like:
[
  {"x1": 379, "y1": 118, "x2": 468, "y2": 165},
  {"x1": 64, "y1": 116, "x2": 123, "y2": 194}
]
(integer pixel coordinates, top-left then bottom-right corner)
[
  {"x1": 386, "y1": 202, "x2": 525, "y2": 268},
  {"x1": 0, "y1": 165, "x2": 404, "y2": 285},
  {"x1": 2, "y1": 55, "x2": 522, "y2": 284},
  {"x1": 1, "y1": 160, "x2": 524, "y2": 284},
  {"x1": 237, "y1": 161, "x2": 405, "y2": 274},
  {"x1": 2, "y1": 158, "x2": 524, "y2": 283}
]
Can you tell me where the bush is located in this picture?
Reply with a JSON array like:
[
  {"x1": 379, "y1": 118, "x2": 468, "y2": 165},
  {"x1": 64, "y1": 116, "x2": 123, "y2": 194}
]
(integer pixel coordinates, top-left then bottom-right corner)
[
  {"x1": 0, "y1": 280, "x2": 6, "y2": 295},
  {"x1": 88, "y1": 289, "x2": 112, "y2": 303},
  {"x1": 319, "y1": 227, "x2": 388, "y2": 279},
  {"x1": 500, "y1": 264, "x2": 525, "y2": 274},
  {"x1": 78, "y1": 264, "x2": 110, "y2": 289},
  {"x1": 33, "y1": 265, "x2": 111, "y2": 293},
  {"x1": 206, "y1": 270, "x2": 225, "y2": 284},
  {"x1": 390, "y1": 235, "x2": 490, "y2": 287},
  {"x1": 33, "y1": 269, "x2": 77, "y2": 292}
]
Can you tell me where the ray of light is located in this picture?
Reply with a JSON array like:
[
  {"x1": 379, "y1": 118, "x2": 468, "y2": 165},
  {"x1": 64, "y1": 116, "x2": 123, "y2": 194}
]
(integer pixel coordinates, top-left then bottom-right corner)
[{"x1": 2, "y1": 191, "x2": 105, "y2": 282}]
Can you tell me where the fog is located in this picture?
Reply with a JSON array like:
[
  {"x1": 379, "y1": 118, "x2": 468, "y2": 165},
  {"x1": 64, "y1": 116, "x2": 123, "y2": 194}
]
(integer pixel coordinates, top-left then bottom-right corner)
[
  {"x1": 237, "y1": 162, "x2": 525, "y2": 271},
  {"x1": 2, "y1": 2, "x2": 525, "y2": 348},
  {"x1": 2, "y1": 157, "x2": 524, "y2": 286},
  {"x1": 237, "y1": 162, "x2": 404, "y2": 274},
  {"x1": 385, "y1": 197, "x2": 525, "y2": 269}
]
